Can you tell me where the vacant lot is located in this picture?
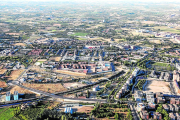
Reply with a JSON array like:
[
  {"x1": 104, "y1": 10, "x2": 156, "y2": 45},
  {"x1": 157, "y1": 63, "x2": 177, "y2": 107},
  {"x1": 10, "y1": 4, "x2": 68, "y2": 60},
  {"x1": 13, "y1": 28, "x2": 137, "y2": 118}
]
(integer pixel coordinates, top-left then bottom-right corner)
[
  {"x1": 0, "y1": 81, "x2": 7, "y2": 88},
  {"x1": 10, "y1": 86, "x2": 34, "y2": 94},
  {"x1": 145, "y1": 79, "x2": 171, "y2": 94},
  {"x1": 76, "y1": 106, "x2": 94, "y2": 113},
  {"x1": 54, "y1": 70, "x2": 86, "y2": 76},
  {"x1": 0, "y1": 69, "x2": 7, "y2": 75},
  {"x1": 23, "y1": 83, "x2": 67, "y2": 93},
  {"x1": 49, "y1": 57, "x2": 61, "y2": 61},
  {"x1": 8, "y1": 69, "x2": 25, "y2": 80},
  {"x1": 149, "y1": 39, "x2": 161, "y2": 44},
  {"x1": 63, "y1": 82, "x2": 86, "y2": 89},
  {"x1": 13, "y1": 43, "x2": 26, "y2": 46}
]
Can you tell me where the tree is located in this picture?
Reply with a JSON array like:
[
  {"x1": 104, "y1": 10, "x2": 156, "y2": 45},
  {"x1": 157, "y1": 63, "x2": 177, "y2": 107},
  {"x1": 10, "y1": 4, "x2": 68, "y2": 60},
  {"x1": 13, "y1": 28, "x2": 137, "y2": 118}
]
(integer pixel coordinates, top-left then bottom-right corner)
[
  {"x1": 87, "y1": 90, "x2": 90, "y2": 98},
  {"x1": 114, "y1": 113, "x2": 119, "y2": 120}
]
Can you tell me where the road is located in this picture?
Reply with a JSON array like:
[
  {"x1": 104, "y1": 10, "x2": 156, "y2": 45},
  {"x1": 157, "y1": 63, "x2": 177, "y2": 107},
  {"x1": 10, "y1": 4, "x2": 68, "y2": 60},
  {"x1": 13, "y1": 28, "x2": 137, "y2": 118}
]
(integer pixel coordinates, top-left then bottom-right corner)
[
  {"x1": 10, "y1": 82, "x2": 107, "y2": 103},
  {"x1": 129, "y1": 103, "x2": 140, "y2": 120}
]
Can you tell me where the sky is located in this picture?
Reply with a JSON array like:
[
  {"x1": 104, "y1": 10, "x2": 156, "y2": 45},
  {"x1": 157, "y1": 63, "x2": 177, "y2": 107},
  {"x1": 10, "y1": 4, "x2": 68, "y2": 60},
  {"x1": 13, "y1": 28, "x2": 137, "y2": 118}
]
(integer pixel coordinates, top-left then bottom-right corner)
[{"x1": 1, "y1": 0, "x2": 180, "y2": 2}]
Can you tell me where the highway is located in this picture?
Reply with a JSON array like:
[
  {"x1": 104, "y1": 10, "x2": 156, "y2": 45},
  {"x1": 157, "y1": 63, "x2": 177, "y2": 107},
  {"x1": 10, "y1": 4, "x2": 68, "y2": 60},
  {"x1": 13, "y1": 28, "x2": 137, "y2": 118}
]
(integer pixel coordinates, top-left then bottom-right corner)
[{"x1": 10, "y1": 82, "x2": 107, "y2": 103}]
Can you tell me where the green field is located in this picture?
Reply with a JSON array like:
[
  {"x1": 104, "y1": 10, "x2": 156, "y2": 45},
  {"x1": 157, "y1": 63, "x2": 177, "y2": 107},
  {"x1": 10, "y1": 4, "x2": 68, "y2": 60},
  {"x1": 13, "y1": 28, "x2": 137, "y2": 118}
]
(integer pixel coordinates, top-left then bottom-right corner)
[
  {"x1": 71, "y1": 32, "x2": 88, "y2": 36},
  {"x1": 153, "y1": 62, "x2": 168, "y2": 66},
  {"x1": 153, "y1": 26, "x2": 180, "y2": 34},
  {"x1": 0, "y1": 108, "x2": 15, "y2": 120},
  {"x1": 77, "y1": 37, "x2": 87, "y2": 40}
]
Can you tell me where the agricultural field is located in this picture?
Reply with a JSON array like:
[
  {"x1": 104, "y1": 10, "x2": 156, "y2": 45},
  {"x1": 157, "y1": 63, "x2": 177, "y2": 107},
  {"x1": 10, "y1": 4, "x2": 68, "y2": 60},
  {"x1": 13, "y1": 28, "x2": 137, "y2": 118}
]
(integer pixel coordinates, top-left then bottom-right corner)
[
  {"x1": 0, "y1": 107, "x2": 16, "y2": 120},
  {"x1": 91, "y1": 103, "x2": 133, "y2": 120},
  {"x1": 22, "y1": 83, "x2": 67, "y2": 93}
]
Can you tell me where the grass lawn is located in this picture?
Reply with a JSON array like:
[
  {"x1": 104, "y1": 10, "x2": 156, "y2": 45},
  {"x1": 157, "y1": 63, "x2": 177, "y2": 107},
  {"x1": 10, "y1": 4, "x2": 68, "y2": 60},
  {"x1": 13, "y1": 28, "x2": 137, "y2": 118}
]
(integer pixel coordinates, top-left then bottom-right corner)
[
  {"x1": 153, "y1": 62, "x2": 168, "y2": 67},
  {"x1": 0, "y1": 108, "x2": 7, "y2": 113},
  {"x1": 71, "y1": 32, "x2": 88, "y2": 36},
  {"x1": 152, "y1": 26, "x2": 180, "y2": 34},
  {"x1": 77, "y1": 37, "x2": 87, "y2": 40},
  {"x1": 0, "y1": 108, "x2": 15, "y2": 120}
]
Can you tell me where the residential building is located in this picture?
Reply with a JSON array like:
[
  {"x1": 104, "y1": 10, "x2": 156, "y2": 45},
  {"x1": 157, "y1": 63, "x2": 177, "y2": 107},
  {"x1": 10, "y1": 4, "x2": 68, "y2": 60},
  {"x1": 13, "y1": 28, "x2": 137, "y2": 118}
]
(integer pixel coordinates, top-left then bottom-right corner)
[
  {"x1": 157, "y1": 97, "x2": 165, "y2": 104},
  {"x1": 170, "y1": 98, "x2": 180, "y2": 104},
  {"x1": 173, "y1": 104, "x2": 179, "y2": 112},
  {"x1": 6, "y1": 92, "x2": 10, "y2": 101},
  {"x1": 153, "y1": 112, "x2": 162, "y2": 120},
  {"x1": 169, "y1": 113, "x2": 176, "y2": 120},
  {"x1": 137, "y1": 103, "x2": 145, "y2": 112},
  {"x1": 163, "y1": 104, "x2": 169, "y2": 112},
  {"x1": 134, "y1": 90, "x2": 143, "y2": 102},
  {"x1": 14, "y1": 91, "x2": 18, "y2": 100},
  {"x1": 140, "y1": 110, "x2": 149, "y2": 120},
  {"x1": 169, "y1": 104, "x2": 175, "y2": 112},
  {"x1": 64, "y1": 107, "x2": 73, "y2": 114},
  {"x1": 147, "y1": 102, "x2": 156, "y2": 110},
  {"x1": 93, "y1": 85, "x2": 99, "y2": 91}
]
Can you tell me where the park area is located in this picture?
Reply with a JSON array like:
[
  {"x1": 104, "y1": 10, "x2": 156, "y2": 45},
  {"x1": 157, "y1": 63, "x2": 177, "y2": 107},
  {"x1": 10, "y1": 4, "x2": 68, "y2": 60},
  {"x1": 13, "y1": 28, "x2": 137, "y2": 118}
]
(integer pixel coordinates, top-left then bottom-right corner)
[{"x1": 145, "y1": 79, "x2": 171, "y2": 94}]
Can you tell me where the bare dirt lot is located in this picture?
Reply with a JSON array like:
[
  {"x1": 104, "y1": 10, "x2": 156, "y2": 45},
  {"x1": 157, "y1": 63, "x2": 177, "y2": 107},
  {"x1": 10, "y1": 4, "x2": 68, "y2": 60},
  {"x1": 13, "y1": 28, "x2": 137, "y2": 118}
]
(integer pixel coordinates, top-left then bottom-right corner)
[
  {"x1": 8, "y1": 69, "x2": 25, "y2": 80},
  {"x1": 0, "y1": 69, "x2": 7, "y2": 74},
  {"x1": 10, "y1": 86, "x2": 34, "y2": 94},
  {"x1": 22, "y1": 83, "x2": 67, "y2": 93},
  {"x1": 13, "y1": 43, "x2": 26, "y2": 46},
  {"x1": 54, "y1": 70, "x2": 87, "y2": 76},
  {"x1": 63, "y1": 82, "x2": 86, "y2": 88},
  {"x1": 49, "y1": 57, "x2": 61, "y2": 62},
  {"x1": 145, "y1": 79, "x2": 171, "y2": 94},
  {"x1": 149, "y1": 39, "x2": 161, "y2": 44},
  {"x1": 0, "y1": 81, "x2": 7, "y2": 88},
  {"x1": 76, "y1": 106, "x2": 94, "y2": 113}
]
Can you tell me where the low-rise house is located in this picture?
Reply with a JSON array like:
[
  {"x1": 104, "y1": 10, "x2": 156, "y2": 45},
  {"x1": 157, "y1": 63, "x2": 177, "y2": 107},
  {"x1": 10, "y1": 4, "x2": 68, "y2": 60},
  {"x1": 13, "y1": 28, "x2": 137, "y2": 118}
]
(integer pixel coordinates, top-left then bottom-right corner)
[
  {"x1": 163, "y1": 104, "x2": 169, "y2": 112},
  {"x1": 134, "y1": 90, "x2": 143, "y2": 102},
  {"x1": 173, "y1": 104, "x2": 179, "y2": 112},
  {"x1": 147, "y1": 102, "x2": 156, "y2": 110},
  {"x1": 93, "y1": 85, "x2": 99, "y2": 91},
  {"x1": 170, "y1": 98, "x2": 180, "y2": 105},
  {"x1": 137, "y1": 103, "x2": 145, "y2": 112},
  {"x1": 156, "y1": 92, "x2": 164, "y2": 98},
  {"x1": 157, "y1": 97, "x2": 165, "y2": 104},
  {"x1": 169, "y1": 113, "x2": 176, "y2": 120},
  {"x1": 169, "y1": 104, "x2": 175, "y2": 112},
  {"x1": 140, "y1": 110, "x2": 149, "y2": 120},
  {"x1": 153, "y1": 112, "x2": 162, "y2": 120},
  {"x1": 175, "y1": 113, "x2": 180, "y2": 120},
  {"x1": 146, "y1": 92, "x2": 155, "y2": 103}
]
